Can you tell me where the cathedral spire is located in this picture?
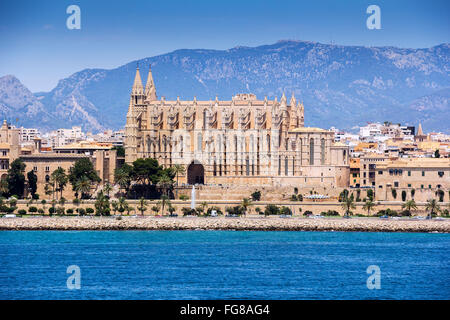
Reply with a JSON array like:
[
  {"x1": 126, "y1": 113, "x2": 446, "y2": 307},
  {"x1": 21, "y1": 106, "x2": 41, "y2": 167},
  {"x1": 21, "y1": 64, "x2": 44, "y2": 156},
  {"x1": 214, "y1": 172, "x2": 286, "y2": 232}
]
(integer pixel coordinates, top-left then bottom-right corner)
[
  {"x1": 290, "y1": 93, "x2": 296, "y2": 107},
  {"x1": 132, "y1": 66, "x2": 143, "y2": 95},
  {"x1": 417, "y1": 123, "x2": 424, "y2": 136},
  {"x1": 145, "y1": 64, "x2": 157, "y2": 100}
]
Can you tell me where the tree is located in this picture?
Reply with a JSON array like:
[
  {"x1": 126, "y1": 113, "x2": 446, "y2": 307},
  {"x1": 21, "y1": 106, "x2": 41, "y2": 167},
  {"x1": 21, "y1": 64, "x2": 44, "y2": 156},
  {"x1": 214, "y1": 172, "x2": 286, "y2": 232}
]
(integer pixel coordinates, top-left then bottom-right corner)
[
  {"x1": 112, "y1": 146, "x2": 125, "y2": 157},
  {"x1": 160, "y1": 195, "x2": 170, "y2": 215},
  {"x1": 6, "y1": 158, "x2": 26, "y2": 198},
  {"x1": 168, "y1": 205, "x2": 176, "y2": 216},
  {"x1": 131, "y1": 158, "x2": 161, "y2": 185},
  {"x1": 434, "y1": 149, "x2": 440, "y2": 158},
  {"x1": 402, "y1": 200, "x2": 417, "y2": 216},
  {"x1": 199, "y1": 201, "x2": 208, "y2": 215},
  {"x1": 51, "y1": 167, "x2": 68, "y2": 199},
  {"x1": 157, "y1": 173, "x2": 174, "y2": 197},
  {"x1": 425, "y1": 199, "x2": 441, "y2": 219},
  {"x1": 27, "y1": 170, "x2": 37, "y2": 198},
  {"x1": 74, "y1": 176, "x2": 92, "y2": 199},
  {"x1": 137, "y1": 197, "x2": 147, "y2": 215},
  {"x1": 172, "y1": 164, "x2": 185, "y2": 186},
  {"x1": 363, "y1": 200, "x2": 376, "y2": 216},
  {"x1": 94, "y1": 191, "x2": 110, "y2": 216},
  {"x1": 69, "y1": 158, "x2": 101, "y2": 198},
  {"x1": 0, "y1": 179, "x2": 8, "y2": 197},
  {"x1": 251, "y1": 190, "x2": 261, "y2": 201},
  {"x1": 241, "y1": 198, "x2": 252, "y2": 215},
  {"x1": 111, "y1": 200, "x2": 119, "y2": 215},
  {"x1": 341, "y1": 196, "x2": 356, "y2": 217},
  {"x1": 114, "y1": 163, "x2": 133, "y2": 194},
  {"x1": 103, "y1": 182, "x2": 113, "y2": 198},
  {"x1": 264, "y1": 204, "x2": 280, "y2": 216}
]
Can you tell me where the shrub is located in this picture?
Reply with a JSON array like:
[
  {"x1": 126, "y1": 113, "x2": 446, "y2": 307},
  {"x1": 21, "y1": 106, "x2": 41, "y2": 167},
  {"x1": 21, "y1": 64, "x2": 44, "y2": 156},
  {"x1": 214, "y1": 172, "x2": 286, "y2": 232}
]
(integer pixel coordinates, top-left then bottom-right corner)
[
  {"x1": 28, "y1": 206, "x2": 38, "y2": 213},
  {"x1": 18, "y1": 209, "x2": 26, "y2": 215},
  {"x1": 290, "y1": 195, "x2": 297, "y2": 201},
  {"x1": 303, "y1": 210, "x2": 313, "y2": 216},
  {"x1": 56, "y1": 207, "x2": 65, "y2": 215},
  {"x1": 48, "y1": 207, "x2": 55, "y2": 214},
  {"x1": 297, "y1": 194, "x2": 303, "y2": 201},
  {"x1": 323, "y1": 210, "x2": 339, "y2": 216},
  {"x1": 77, "y1": 208, "x2": 86, "y2": 216},
  {"x1": 38, "y1": 208, "x2": 44, "y2": 214},
  {"x1": 32, "y1": 193, "x2": 39, "y2": 200},
  {"x1": 280, "y1": 206, "x2": 292, "y2": 215},
  {"x1": 376, "y1": 208, "x2": 399, "y2": 217},
  {"x1": 255, "y1": 207, "x2": 262, "y2": 215},
  {"x1": 264, "y1": 204, "x2": 280, "y2": 216},
  {"x1": 206, "y1": 206, "x2": 223, "y2": 216},
  {"x1": 251, "y1": 190, "x2": 261, "y2": 201},
  {"x1": 181, "y1": 207, "x2": 196, "y2": 216},
  {"x1": 41, "y1": 200, "x2": 46, "y2": 205},
  {"x1": 179, "y1": 194, "x2": 189, "y2": 201},
  {"x1": 66, "y1": 208, "x2": 74, "y2": 214},
  {"x1": 86, "y1": 208, "x2": 94, "y2": 215},
  {"x1": 400, "y1": 210, "x2": 411, "y2": 217},
  {"x1": 226, "y1": 206, "x2": 245, "y2": 216}
]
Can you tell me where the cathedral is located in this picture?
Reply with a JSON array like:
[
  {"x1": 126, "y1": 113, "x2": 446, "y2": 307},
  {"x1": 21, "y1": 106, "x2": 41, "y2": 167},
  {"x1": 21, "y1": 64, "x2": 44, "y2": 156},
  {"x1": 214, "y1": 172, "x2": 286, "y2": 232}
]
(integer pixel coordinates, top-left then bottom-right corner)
[{"x1": 124, "y1": 66, "x2": 349, "y2": 188}]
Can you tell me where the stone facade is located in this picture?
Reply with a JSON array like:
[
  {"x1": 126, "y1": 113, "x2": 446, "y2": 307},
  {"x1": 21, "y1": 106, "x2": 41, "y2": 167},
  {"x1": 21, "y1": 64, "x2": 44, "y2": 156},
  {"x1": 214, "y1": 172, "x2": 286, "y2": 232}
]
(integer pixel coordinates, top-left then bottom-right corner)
[{"x1": 125, "y1": 67, "x2": 349, "y2": 188}]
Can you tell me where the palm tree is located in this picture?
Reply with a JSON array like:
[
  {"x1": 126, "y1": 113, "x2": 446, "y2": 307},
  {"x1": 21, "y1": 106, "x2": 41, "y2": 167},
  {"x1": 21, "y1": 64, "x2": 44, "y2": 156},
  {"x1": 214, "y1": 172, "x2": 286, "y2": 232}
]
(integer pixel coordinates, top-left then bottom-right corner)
[
  {"x1": 118, "y1": 197, "x2": 127, "y2": 213},
  {"x1": 103, "y1": 182, "x2": 113, "y2": 198},
  {"x1": 402, "y1": 199, "x2": 418, "y2": 215},
  {"x1": 0, "y1": 179, "x2": 8, "y2": 196},
  {"x1": 137, "y1": 197, "x2": 147, "y2": 216},
  {"x1": 425, "y1": 199, "x2": 441, "y2": 219},
  {"x1": 111, "y1": 200, "x2": 119, "y2": 215},
  {"x1": 200, "y1": 201, "x2": 208, "y2": 215},
  {"x1": 74, "y1": 176, "x2": 91, "y2": 199},
  {"x1": 172, "y1": 164, "x2": 185, "y2": 187},
  {"x1": 362, "y1": 200, "x2": 376, "y2": 216},
  {"x1": 51, "y1": 168, "x2": 68, "y2": 200},
  {"x1": 241, "y1": 198, "x2": 253, "y2": 216},
  {"x1": 160, "y1": 195, "x2": 170, "y2": 215},
  {"x1": 341, "y1": 196, "x2": 355, "y2": 217},
  {"x1": 157, "y1": 174, "x2": 173, "y2": 197}
]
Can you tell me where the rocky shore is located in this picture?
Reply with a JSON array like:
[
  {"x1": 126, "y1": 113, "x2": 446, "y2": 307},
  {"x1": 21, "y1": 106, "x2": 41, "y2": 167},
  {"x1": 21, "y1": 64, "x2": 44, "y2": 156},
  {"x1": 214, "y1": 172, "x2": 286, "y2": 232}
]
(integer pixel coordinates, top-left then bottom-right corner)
[{"x1": 0, "y1": 216, "x2": 449, "y2": 233}]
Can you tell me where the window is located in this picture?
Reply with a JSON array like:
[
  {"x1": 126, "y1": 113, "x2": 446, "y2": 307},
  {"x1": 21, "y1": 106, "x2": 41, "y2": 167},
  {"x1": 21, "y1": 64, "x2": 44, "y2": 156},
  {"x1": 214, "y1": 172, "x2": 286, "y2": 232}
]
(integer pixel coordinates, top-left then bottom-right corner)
[
  {"x1": 438, "y1": 171, "x2": 444, "y2": 177},
  {"x1": 422, "y1": 171, "x2": 425, "y2": 176},
  {"x1": 428, "y1": 185, "x2": 432, "y2": 189},
  {"x1": 378, "y1": 171, "x2": 383, "y2": 175},
  {"x1": 408, "y1": 171, "x2": 411, "y2": 176},
  {"x1": 379, "y1": 185, "x2": 383, "y2": 189},
  {"x1": 321, "y1": 138, "x2": 325, "y2": 165},
  {"x1": 309, "y1": 139, "x2": 314, "y2": 165},
  {"x1": 33, "y1": 166, "x2": 37, "y2": 171},
  {"x1": 394, "y1": 182, "x2": 399, "y2": 187},
  {"x1": 421, "y1": 185, "x2": 424, "y2": 189},
  {"x1": 45, "y1": 166, "x2": 50, "y2": 172},
  {"x1": 408, "y1": 184, "x2": 411, "y2": 188}
]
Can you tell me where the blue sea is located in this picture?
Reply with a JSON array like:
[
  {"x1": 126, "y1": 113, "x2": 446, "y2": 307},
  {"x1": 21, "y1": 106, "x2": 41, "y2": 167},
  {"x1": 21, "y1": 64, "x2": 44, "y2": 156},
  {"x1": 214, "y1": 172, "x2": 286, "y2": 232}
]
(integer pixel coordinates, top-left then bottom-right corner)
[{"x1": 0, "y1": 231, "x2": 448, "y2": 300}]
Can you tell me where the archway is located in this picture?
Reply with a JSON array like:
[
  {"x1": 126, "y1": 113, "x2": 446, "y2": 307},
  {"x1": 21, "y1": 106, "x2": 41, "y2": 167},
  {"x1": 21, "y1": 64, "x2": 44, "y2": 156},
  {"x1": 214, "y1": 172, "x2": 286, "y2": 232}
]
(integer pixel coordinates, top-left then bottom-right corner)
[{"x1": 187, "y1": 162, "x2": 205, "y2": 185}]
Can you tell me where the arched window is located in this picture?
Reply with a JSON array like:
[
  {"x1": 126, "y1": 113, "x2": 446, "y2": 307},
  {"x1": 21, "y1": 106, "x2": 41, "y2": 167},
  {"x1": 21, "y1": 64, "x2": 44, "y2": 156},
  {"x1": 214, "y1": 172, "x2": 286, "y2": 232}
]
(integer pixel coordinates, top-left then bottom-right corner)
[
  {"x1": 180, "y1": 136, "x2": 184, "y2": 157},
  {"x1": 310, "y1": 138, "x2": 315, "y2": 165},
  {"x1": 213, "y1": 161, "x2": 217, "y2": 176},
  {"x1": 267, "y1": 134, "x2": 271, "y2": 153},
  {"x1": 246, "y1": 157, "x2": 250, "y2": 176}
]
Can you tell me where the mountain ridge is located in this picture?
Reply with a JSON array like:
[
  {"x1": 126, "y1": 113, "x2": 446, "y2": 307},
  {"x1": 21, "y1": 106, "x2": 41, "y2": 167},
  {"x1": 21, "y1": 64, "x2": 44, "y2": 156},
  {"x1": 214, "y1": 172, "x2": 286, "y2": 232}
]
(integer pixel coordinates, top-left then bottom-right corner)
[{"x1": 0, "y1": 40, "x2": 448, "y2": 132}]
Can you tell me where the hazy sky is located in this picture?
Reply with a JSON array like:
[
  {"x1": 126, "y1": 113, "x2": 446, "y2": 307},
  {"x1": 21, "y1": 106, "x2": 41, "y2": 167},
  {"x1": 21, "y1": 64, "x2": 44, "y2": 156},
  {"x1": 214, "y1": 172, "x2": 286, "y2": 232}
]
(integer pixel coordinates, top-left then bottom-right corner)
[{"x1": 0, "y1": 0, "x2": 448, "y2": 92}]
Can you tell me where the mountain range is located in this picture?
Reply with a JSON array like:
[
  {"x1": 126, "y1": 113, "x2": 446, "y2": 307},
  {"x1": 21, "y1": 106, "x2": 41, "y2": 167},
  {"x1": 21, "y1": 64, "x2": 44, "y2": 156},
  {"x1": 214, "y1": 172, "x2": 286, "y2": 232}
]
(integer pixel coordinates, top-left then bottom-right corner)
[{"x1": 0, "y1": 40, "x2": 449, "y2": 133}]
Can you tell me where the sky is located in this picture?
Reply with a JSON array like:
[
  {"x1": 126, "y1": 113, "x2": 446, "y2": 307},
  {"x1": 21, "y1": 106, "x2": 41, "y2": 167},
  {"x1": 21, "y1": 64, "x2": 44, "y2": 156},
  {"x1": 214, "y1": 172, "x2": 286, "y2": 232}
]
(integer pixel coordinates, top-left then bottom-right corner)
[{"x1": 0, "y1": 0, "x2": 449, "y2": 92}]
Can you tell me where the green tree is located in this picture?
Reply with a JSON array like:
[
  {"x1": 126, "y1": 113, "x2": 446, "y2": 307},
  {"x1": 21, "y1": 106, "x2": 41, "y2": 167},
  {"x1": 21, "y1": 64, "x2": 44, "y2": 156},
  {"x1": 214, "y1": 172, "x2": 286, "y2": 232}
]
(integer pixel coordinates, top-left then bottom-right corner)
[
  {"x1": 434, "y1": 149, "x2": 440, "y2": 158},
  {"x1": 112, "y1": 146, "x2": 125, "y2": 157},
  {"x1": 362, "y1": 199, "x2": 376, "y2": 216},
  {"x1": 69, "y1": 158, "x2": 101, "y2": 198},
  {"x1": 103, "y1": 182, "x2": 113, "y2": 198},
  {"x1": 114, "y1": 163, "x2": 133, "y2": 194},
  {"x1": 402, "y1": 199, "x2": 418, "y2": 215},
  {"x1": 264, "y1": 204, "x2": 280, "y2": 216},
  {"x1": 6, "y1": 158, "x2": 26, "y2": 198},
  {"x1": 74, "y1": 176, "x2": 92, "y2": 199},
  {"x1": 172, "y1": 164, "x2": 185, "y2": 187},
  {"x1": 157, "y1": 173, "x2": 174, "y2": 197},
  {"x1": 0, "y1": 179, "x2": 8, "y2": 197},
  {"x1": 241, "y1": 198, "x2": 252, "y2": 215},
  {"x1": 94, "y1": 191, "x2": 110, "y2": 216},
  {"x1": 137, "y1": 197, "x2": 148, "y2": 215},
  {"x1": 425, "y1": 199, "x2": 441, "y2": 219},
  {"x1": 160, "y1": 195, "x2": 170, "y2": 215},
  {"x1": 251, "y1": 190, "x2": 261, "y2": 201},
  {"x1": 51, "y1": 167, "x2": 68, "y2": 200},
  {"x1": 27, "y1": 170, "x2": 38, "y2": 198},
  {"x1": 341, "y1": 196, "x2": 356, "y2": 217}
]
